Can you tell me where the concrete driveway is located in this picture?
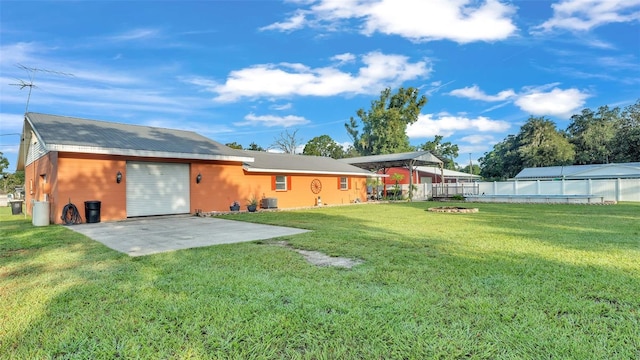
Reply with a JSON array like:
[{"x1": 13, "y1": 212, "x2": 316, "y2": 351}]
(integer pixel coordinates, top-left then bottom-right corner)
[{"x1": 67, "y1": 215, "x2": 310, "y2": 256}]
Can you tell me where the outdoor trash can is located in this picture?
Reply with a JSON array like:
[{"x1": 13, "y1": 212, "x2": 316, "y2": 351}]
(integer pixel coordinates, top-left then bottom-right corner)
[
  {"x1": 32, "y1": 201, "x2": 50, "y2": 226},
  {"x1": 10, "y1": 200, "x2": 23, "y2": 215},
  {"x1": 84, "y1": 201, "x2": 101, "y2": 223}
]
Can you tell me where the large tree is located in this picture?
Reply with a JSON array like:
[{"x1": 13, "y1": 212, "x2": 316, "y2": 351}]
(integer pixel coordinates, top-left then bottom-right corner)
[
  {"x1": 303, "y1": 135, "x2": 345, "y2": 158},
  {"x1": 417, "y1": 135, "x2": 459, "y2": 169},
  {"x1": 610, "y1": 100, "x2": 640, "y2": 162},
  {"x1": 567, "y1": 106, "x2": 620, "y2": 164},
  {"x1": 270, "y1": 129, "x2": 302, "y2": 154},
  {"x1": 479, "y1": 135, "x2": 521, "y2": 180},
  {"x1": 345, "y1": 87, "x2": 427, "y2": 156},
  {"x1": 517, "y1": 116, "x2": 575, "y2": 168}
]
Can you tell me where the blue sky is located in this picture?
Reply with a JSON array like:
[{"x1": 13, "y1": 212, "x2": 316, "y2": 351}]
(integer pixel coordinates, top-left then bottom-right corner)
[{"x1": 1, "y1": 0, "x2": 639, "y2": 171}]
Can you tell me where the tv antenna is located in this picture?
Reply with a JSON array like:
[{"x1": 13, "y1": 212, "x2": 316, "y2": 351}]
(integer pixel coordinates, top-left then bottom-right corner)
[{"x1": 9, "y1": 64, "x2": 75, "y2": 113}]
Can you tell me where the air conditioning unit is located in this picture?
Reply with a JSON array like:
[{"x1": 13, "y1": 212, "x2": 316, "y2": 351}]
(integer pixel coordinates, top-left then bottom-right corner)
[{"x1": 261, "y1": 197, "x2": 277, "y2": 209}]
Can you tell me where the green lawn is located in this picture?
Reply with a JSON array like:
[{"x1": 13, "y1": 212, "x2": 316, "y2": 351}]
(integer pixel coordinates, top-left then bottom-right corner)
[{"x1": 1, "y1": 202, "x2": 639, "y2": 359}]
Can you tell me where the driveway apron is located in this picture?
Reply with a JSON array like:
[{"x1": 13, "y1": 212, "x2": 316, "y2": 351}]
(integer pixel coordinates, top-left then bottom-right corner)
[{"x1": 67, "y1": 215, "x2": 310, "y2": 256}]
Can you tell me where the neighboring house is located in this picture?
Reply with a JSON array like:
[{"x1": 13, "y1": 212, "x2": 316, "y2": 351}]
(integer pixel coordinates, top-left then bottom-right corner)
[
  {"x1": 17, "y1": 113, "x2": 373, "y2": 224},
  {"x1": 514, "y1": 163, "x2": 640, "y2": 180}
]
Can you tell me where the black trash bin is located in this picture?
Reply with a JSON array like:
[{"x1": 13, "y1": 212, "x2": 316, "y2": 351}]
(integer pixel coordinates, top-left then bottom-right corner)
[
  {"x1": 84, "y1": 201, "x2": 101, "y2": 223},
  {"x1": 10, "y1": 201, "x2": 23, "y2": 215}
]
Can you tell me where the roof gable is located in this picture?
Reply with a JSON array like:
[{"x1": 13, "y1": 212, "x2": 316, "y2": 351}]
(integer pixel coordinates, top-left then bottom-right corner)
[{"x1": 19, "y1": 113, "x2": 252, "y2": 166}]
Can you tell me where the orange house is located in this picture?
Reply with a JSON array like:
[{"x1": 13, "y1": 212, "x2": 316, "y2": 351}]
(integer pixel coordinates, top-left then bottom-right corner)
[{"x1": 17, "y1": 113, "x2": 372, "y2": 224}]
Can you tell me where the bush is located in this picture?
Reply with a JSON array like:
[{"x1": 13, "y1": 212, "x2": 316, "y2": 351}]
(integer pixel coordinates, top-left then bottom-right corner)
[{"x1": 451, "y1": 194, "x2": 465, "y2": 201}]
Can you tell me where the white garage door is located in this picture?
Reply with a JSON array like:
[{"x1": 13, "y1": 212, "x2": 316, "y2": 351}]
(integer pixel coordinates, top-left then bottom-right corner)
[{"x1": 126, "y1": 162, "x2": 190, "y2": 217}]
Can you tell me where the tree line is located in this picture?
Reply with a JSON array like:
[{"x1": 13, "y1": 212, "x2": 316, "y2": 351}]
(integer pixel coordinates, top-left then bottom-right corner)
[
  {"x1": 480, "y1": 100, "x2": 639, "y2": 180},
  {"x1": 224, "y1": 87, "x2": 638, "y2": 179}
]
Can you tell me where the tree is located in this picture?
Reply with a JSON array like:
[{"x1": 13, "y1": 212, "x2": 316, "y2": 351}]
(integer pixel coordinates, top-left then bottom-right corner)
[
  {"x1": 246, "y1": 142, "x2": 265, "y2": 151},
  {"x1": 417, "y1": 135, "x2": 459, "y2": 169},
  {"x1": 0, "y1": 152, "x2": 8, "y2": 174},
  {"x1": 479, "y1": 135, "x2": 521, "y2": 180},
  {"x1": 517, "y1": 117, "x2": 575, "y2": 168},
  {"x1": 303, "y1": 135, "x2": 345, "y2": 158},
  {"x1": 390, "y1": 172, "x2": 404, "y2": 199},
  {"x1": 460, "y1": 164, "x2": 481, "y2": 176},
  {"x1": 567, "y1": 106, "x2": 620, "y2": 164},
  {"x1": 2, "y1": 171, "x2": 24, "y2": 194},
  {"x1": 610, "y1": 99, "x2": 640, "y2": 162},
  {"x1": 270, "y1": 129, "x2": 302, "y2": 154},
  {"x1": 345, "y1": 87, "x2": 427, "y2": 156},
  {"x1": 225, "y1": 142, "x2": 243, "y2": 150}
]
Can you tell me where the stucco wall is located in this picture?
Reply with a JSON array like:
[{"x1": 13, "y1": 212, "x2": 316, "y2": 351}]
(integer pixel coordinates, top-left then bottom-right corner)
[
  {"x1": 33, "y1": 153, "x2": 368, "y2": 224},
  {"x1": 24, "y1": 152, "x2": 57, "y2": 221},
  {"x1": 190, "y1": 161, "x2": 367, "y2": 211},
  {"x1": 56, "y1": 153, "x2": 127, "y2": 224},
  {"x1": 244, "y1": 173, "x2": 367, "y2": 209}
]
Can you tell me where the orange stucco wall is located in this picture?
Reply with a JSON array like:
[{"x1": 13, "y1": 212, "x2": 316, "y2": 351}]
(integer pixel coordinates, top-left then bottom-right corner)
[
  {"x1": 27, "y1": 152, "x2": 368, "y2": 224},
  {"x1": 56, "y1": 153, "x2": 128, "y2": 223},
  {"x1": 242, "y1": 173, "x2": 367, "y2": 209},
  {"x1": 24, "y1": 152, "x2": 57, "y2": 221},
  {"x1": 190, "y1": 160, "x2": 367, "y2": 211},
  {"x1": 25, "y1": 153, "x2": 127, "y2": 224}
]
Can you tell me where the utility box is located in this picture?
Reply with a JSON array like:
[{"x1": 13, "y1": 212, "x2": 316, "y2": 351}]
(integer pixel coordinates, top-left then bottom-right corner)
[
  {"x1": 32, "y1": 201, "x2": 50, "y2": 226},
  {"x1": 261, "y1": 198, "x2": 277, "y2": 209}
]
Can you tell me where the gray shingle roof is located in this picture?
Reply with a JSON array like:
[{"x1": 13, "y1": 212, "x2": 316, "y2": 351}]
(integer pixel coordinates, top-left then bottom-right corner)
[
  {"x1": 23, "y1": 113, "x2": 252, "y2": 162},
  {"x1": 242, "y1": 151, "x2": 376, "y2": 176}
]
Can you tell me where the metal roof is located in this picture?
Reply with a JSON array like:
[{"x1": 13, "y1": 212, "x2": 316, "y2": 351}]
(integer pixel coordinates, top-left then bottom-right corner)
[
  {"x1": 18, "y1": 113, "x2": 253, "y2": 169},
  {"x1": 242, "y1": 151, "x2": 377, "y2": 176},
  {"x1": 515, "y1": 163, "x2": 640, "y2": 179},
  {"x1": 416, "y1": 166, "x2": 481, "y2": 179},
  {"x1": 339, "y1": 151, "x2": 443, "y2": 170}
]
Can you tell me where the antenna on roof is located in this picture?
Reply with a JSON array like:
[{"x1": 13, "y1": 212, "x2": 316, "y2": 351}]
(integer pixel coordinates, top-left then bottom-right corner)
[{"x1": 9, "y1": 63, "x2": 75, "y2": 113}]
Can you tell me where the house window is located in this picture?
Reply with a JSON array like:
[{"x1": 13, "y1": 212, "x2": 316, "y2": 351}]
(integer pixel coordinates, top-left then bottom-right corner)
[
  {"x1": 339, "y1": 177, "x2": 348, "y2": 190},
  {"x1": 275, "y1": 175, "x2": 288, "y2": 191}
]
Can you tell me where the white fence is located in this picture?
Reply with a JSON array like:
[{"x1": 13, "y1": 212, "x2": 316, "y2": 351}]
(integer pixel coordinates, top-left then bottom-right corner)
[{"x1": 476, "y1": 179, "x2": 640, "y2": 202}]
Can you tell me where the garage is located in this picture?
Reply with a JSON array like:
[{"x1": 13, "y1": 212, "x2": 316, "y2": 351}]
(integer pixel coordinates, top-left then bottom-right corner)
[{"x1": 126, "y1": 162, "x2": 190, "y2": 217}]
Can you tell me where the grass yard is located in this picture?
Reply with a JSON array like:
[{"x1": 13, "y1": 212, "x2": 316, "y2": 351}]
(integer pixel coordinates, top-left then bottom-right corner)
[{"x1": 1, "y1": 202, "x2": 639, "y2": 359}]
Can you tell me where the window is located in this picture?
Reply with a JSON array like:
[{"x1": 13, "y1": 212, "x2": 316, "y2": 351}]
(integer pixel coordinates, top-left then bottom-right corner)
[
  {"x1": 275, "y1": 175, "x2": 288, "y2": 191},
  {"x1": 339, "y1": 177, "x2": 348, "y2": 190}
]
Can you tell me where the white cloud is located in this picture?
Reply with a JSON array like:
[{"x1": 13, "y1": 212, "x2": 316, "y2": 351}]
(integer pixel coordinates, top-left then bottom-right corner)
[
  {"x1": 533, "y1": 0, "x2": 640, "y2": 32},
  {"x1": 331, "y1": 53, "x2": 356, "y2": 64},
  {"x1": 210, "y1": 51, "x2": 431, "y2": 102},
  {"x1": 448, "y1": 83, "x2": 591, "y2": 117},
  {"x1": 105, "y1": 28, "x2": 161, "y2": 42},
  {"x1": 449, "y1": 85, "x2": 516, "y2": 101},
  {"x1": 515, "y1": 87, "x2": 590, "y2": 117},
  {"x1": 260, "y1": 11, "x2": 308, "y2": 31},
  {"x1": 264, "y1": 0, "x2": 518, "y2": 43},
  {"x1": 270, "y1": 103, "x2": 293, "y2": 111},
  {"x1": 407, "y1": 113, "x2": 510, "y2": 138},
  {"x1": 235, "y1": 113, "x2": 311, "y2": 127},
  {"x1": 459, "y1": 134, "x2": 496, "y2": 144}
]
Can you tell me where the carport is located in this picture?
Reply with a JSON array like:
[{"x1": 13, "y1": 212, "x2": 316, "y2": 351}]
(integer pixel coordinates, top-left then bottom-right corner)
[{"x1": 340, "y1": 151, "x2": 444, "y2": 199}]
